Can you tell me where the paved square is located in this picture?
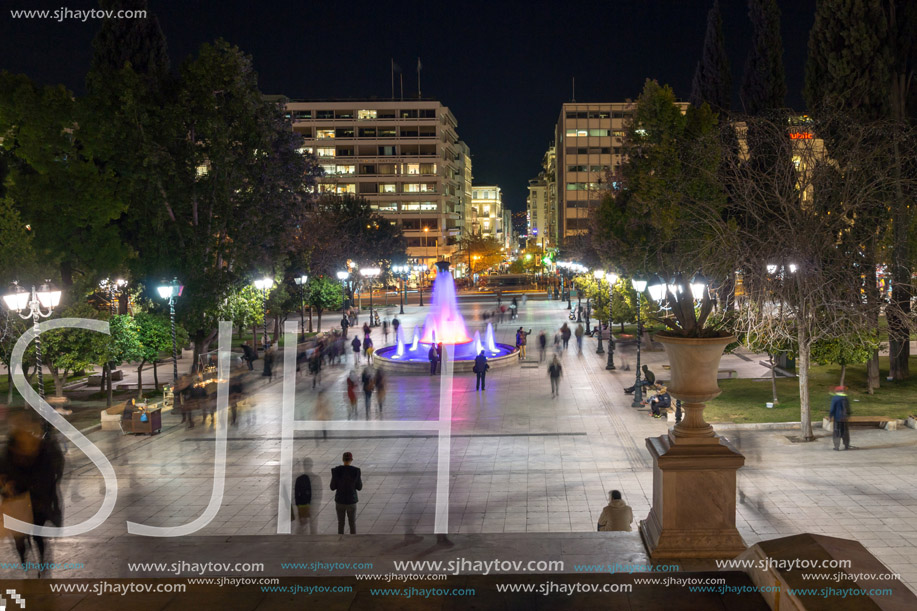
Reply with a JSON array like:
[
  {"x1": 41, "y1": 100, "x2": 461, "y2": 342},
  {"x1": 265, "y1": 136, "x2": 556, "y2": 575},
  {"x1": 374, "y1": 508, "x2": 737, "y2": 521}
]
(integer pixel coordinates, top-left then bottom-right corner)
[{"x1": 11, "y1": 298, "x2": 917, "y2": 593}]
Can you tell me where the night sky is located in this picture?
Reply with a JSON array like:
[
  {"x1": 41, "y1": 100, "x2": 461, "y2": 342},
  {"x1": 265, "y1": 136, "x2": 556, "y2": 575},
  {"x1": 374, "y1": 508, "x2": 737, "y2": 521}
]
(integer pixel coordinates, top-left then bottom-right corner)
[{"x1": 2, "y1": 0, "x2": 816, "y2": 212}]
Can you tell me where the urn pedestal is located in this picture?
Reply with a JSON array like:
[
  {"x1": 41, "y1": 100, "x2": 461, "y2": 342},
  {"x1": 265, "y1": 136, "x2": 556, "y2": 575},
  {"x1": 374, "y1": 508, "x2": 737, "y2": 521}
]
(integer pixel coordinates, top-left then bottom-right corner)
[{"x1": 639, "y1": 334, "x2": 746, "y2": 560}]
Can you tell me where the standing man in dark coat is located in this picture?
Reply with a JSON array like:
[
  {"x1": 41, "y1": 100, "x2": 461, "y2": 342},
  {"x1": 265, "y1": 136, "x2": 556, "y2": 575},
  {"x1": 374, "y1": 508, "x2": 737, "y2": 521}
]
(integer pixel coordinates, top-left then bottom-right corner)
[
  {"x1": 473, "y1": 350, "x2": 489, "y2": 391},
  {"x1": 428, "y1": 344, "x2": 439, "y2": 375},
  {"x1": 341, "y1": 314, "x2": 350, "y2": 338},
  {"x1": 829, "y1": 386, "x2": 851, "y2": 451},
  {"x1": 330, "y1": 452, "x2": 363, "y2": 534}
]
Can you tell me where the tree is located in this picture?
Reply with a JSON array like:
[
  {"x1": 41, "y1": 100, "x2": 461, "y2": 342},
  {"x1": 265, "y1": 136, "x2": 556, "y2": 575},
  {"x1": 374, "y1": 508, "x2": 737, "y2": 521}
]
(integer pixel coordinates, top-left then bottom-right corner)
[
  {"x1": 594, "y1": 80, "x2": 724, "y2": 279},
  {"x1": 739, "y1": 0, "x2": 787, "y2": 114},
  {"x1": 42, "y1": 304, "x2": 99, "y2": 398},
  {"x1": 88, "y1": 0, "x2": 169, "y2": 86},
  {"x1": 306, "y1": 277, "x2": 344, "y2": 332},
  {"x1": 458, "y1": 230, "x2": 504, "y2": 276},
  {"x1": 301, "y1": 194, "x2": 406, "y2": 275},
  {"x1": 0, "y1": 72, "x2": 128, "y2": 287},
  {"x1": 119, "y1": 40, "x2": 316, "y2": 366},
  {"x1": 134, "y1": 312, "x2": 188, "y2": 396},
  {"x1": 610, "y1": 278, "x2": 639, "y2": 332},
  {"x1": 690, "y1": 0, "x2": 732, "y2": 115},
  {"x1": 804, "y1": 0, "x2": 917, "y2": 381},
  {"x1": 92, "y1": 314, "x2": 144, "y2": 407},
  {"x1": 812, "y1": 332, "x2": 880, "y2": 387},
  {"x1": 694, "y1": 115, "x2": 900, "y2": 440}
]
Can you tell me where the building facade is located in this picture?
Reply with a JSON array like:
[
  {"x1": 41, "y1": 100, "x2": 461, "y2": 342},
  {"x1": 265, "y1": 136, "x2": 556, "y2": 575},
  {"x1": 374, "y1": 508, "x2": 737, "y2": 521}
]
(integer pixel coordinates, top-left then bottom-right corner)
[
  {"x1": 526, "y1": 145, "x2": 558, "y2": 249},
  {"x1": 470, "y1": 185, "x2": 504, "y2": 243},
  {"x1": 284, "y1": 99, "x2": 465, "y2": 264},
  {"x1": 554, "y1": 102, "x2": 686, "y2": 242},
  {"x1": 455, "y1": 140, "x2": 474, "y2": 237}
]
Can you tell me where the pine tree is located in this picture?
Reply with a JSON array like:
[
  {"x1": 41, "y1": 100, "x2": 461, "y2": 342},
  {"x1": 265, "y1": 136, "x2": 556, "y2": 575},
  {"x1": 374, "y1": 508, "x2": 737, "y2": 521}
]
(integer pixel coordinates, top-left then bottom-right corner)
[
  {"x1": 88, "y1": 0, "x2": 169, "y2": 87},
  {"x1": 803, "y1": 0, "x2": 891, "y2": 117},
  {"x1": 803, "y1": 0, "x2": 917, "y2": 381},
  {"x1": 739, "y1": 0, "x2": 787, "y2": 114},
  {"x1": 690, "y1": 0, "x2": 731, "y2": 114}
]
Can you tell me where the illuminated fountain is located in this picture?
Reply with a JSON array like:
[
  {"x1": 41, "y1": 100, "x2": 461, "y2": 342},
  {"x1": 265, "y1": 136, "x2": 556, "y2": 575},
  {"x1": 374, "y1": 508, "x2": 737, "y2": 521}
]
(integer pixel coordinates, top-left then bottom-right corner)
[{"x1": 375, "y1": 261, "x2": 517, "y2": 372}]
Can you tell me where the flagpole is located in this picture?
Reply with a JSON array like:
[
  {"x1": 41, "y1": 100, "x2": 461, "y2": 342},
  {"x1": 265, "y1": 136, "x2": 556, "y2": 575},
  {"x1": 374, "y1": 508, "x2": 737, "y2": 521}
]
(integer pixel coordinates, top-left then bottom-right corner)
[
  {"x1": 400, "y1": 73, "x2": 404, "y2": 101},
  {"x1": 391, "y1": 58, "x2": 395, "y2": 100},
  {"x1": 417, "y1": 57, "x2": 421, "y2": 98}
]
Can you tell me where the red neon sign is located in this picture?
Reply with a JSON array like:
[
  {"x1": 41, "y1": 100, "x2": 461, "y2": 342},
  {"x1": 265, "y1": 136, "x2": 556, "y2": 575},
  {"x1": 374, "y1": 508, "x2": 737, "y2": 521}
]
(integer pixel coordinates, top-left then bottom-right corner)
[{"x1": 789, "y1": 131, "x2": 813, "y2": 140}]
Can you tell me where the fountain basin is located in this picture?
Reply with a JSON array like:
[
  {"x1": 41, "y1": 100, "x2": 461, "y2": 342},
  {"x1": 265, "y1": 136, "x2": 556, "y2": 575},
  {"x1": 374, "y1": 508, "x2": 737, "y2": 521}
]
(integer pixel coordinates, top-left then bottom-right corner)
[{"x1": 374, "y1": 342, "x2": 518, "y2": 374}]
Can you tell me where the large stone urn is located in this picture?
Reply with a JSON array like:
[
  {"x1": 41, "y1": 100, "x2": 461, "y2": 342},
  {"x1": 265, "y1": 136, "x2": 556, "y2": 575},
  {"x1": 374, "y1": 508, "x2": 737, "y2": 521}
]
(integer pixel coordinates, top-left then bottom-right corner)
[{"x1": 639, "y1": 333, "x2": 746, "y2": 560}]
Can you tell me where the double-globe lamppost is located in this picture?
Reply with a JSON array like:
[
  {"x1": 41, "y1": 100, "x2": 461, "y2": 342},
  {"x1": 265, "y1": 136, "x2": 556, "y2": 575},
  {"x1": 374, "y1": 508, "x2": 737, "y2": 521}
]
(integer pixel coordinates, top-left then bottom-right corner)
[
  {"x1": 360, "y1": 267, "x2": 381, "y2": 326},
  {"x1": 100, "y1": 277, "x2": 127, "y2": 316},
  {"x1": 156, "y1": 279, "x2": 183, "y2": 386},
  {"x1": 413, "y1": 263, "x2": 428, "y2": 307},
  {"x1": 604, "y1": 271, "x2": 619, "y2": 370},
  {"x1": 293, "y1": 274, "x2": 310, "y2": 336},
  {"x1": 253, "y1": 277, "x2": 274, "y2": 351},
  {"x1": 631, "y1": 275, "x2": 649, "y2": 407},
  {"x1": 3, "y1": 281, "x2": 62, "y2": 402},
  {"x1": 391, "y1": 265, "x2": 410, "y2": 315},
  {"x1": 592, "y1": 270, "x2": 608, "y2": 355}
]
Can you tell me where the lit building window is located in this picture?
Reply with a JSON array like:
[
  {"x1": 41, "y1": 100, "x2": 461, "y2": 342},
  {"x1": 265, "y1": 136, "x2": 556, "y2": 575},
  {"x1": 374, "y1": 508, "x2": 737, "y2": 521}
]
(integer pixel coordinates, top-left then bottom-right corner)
[
  {"x1": 565, "y1": 129, "x2": 588, "y2": 137},
  {"x1": 380, "y1": 184, "x2": 397, "y2": 193},
  {"x1": 337, "y1": 165, "x2": 355, "y2": 175},
  {"x1": 406, "y1": 163, "x2": 420, "y2": 175},
  {"x1": 317, "y1": 147, "x2": 335, "y2": 158},
  {"x1": 317, "y1": 129, "x2": 335, "y2": 139},
  {"x1": 357, "y1": 110, "x2": 377, "y2": 120},
  {"x1": 296, "y1": 147, "x2": 313, "y2": 155}
]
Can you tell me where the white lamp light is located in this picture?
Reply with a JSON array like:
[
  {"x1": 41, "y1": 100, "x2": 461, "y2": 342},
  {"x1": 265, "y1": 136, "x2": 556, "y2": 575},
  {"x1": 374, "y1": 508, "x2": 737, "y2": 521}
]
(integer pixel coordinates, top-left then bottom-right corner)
[
  {"x1": 607, "y1": 271, "x2": 619, "y2": 285},
  {"x1": 337, "y1": 271, "x2": 350, "y2": 281},
  {"x1": 3, "y1": 283, "x2": 30, "y2": 312},
  {"x1": 631, "y1": 276, "x2": 647, "y2": 293},
  {"x1": 294, "y1": 274, "x2": 308, "y2": 286},
  {"x1": 36, "y1": 282, "x2": 62, "y2": 309},
  {"x1": 689, "y1": 273, "x2": 708, "y2": 301},
  {"x1": 254, "y1": 277, "x2": 274, "y2": 291},
  {"x1": 593, "y1": 269, "x2": 605, "y2": 280},
  {"x1": 647, "y1": 274, "x2": 667, "y2": 302}
]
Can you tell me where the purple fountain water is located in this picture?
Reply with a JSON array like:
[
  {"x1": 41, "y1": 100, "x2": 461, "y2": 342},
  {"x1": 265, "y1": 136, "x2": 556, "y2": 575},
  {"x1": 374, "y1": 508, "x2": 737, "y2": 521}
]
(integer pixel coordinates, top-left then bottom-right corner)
[{"x1": 375, "y1": 262, "x2": 515, "y2": 363}]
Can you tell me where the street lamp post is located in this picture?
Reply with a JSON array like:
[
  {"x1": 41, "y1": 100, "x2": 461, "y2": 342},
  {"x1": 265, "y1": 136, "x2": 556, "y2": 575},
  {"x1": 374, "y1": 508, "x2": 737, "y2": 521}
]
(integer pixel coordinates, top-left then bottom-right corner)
[
  {"x1": 293, "y1": 274, "x2": 308, "y2": 336},
  {"x1": 414, "y1": 264, "x2": 427, "y2": 307},
  {"x1": 360, "y1": 267, "x2": 381, "y2": 326},
  {"x1": 253, "y1": 277, "x2": 274, "y2": 352},
  {"x1": 606, "y1": 272, "x2": 618, "y2": 370},
  {"x1": 633, "y1": 274, "x2": 661, "y2": 407},
  {"x1": 101, "y1": 278, "x2": 127, "y2": 316},
  {"x1": 392, "y1": 265, "x2": 408, "y2": 314},
  {"x1": 3, "y1": 281, "x2": 62, "y2": 403},
  {"x1": 593, "y1": 270, "x2": 605, "y2": 355},
  {"x1": 156, "y1": 279, "x2": 183, "y2": 385}
]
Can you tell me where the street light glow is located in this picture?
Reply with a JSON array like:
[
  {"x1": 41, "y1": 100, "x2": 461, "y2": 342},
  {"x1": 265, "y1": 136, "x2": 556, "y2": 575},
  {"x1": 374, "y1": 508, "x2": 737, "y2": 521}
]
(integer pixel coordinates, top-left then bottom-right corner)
[{"x1": 254, "y1": 277, "x2": 274, "y2": 291}]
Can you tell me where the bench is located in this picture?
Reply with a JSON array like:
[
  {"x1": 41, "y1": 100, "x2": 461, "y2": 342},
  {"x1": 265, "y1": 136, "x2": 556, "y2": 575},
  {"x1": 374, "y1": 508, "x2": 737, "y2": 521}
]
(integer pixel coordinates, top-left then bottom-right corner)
[
  {"x1": 659, "y1": 365, "x2": 737, "y2": 380},
  {"x1": 88, "y1": 369, "x2": 124, "y2": 385},
  {"x1": 822, "y1": 415, "x2": 898, "y2": 431}
]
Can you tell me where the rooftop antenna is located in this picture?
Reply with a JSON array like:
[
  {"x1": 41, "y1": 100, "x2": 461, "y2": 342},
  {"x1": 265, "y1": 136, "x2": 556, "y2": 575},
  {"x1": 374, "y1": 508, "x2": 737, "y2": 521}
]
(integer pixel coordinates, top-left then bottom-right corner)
[{"x1": 572, "y1": 76, "x2": 576, "y2": 102}]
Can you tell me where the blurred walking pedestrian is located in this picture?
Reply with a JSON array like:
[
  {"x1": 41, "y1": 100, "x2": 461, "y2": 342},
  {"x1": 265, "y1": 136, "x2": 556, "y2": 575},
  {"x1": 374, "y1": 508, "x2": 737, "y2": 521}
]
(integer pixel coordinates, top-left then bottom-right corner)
[
  {"x1": 548, "y1": 356, "x2": 563, "y2": 397},
  {"x1": 351, "y1": 335, "x2": 362, "y2": 365},
  {"x1": 374, "y1": 368, "x2": 386, "y2": 412},
  {"x1": 314, "y1": 388, "x2": 330, "y2": 442},
  {"x1": 346, "y1": 369, "x2": 359, "y2": 419},
  {"x1": 294, "y1": 458, "x2": 322, "y2": 535},
  {"x1": 361, "y1": 366, "x2": 376, "y2": 416},
  {"x1": 575, "y1": 323, "x2": 584, "y2": 355},
  {"x1": 428, "y1": 344, "x2": 439, "y2": 375},
  {"x1": 537, "y1": 331, "x2": 547, "y2": 363}
]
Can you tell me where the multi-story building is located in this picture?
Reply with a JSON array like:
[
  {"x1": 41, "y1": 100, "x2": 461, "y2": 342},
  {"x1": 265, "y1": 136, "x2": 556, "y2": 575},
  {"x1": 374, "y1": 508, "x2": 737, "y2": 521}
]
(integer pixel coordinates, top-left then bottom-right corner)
[
  {"x1": 502, "y1": 208, "x2": 513, "y2": 249},
  {"x1": 554, "y1": 102, "x2": 687, "y2": 242},
  {"x1": 526, "y1": 178, "x2": 548, "y2": 244},
  {"x1": 471, "y1": 185, "x2": 504, "y2": 242},
  {"x1": 284, "y1": 99, "x2": 465, "y2": 264},
  {"x1": 525, "y1": 145, "x2": 558, "y2": 249},
  {"x1": 455, "y1": 141, "x2": 473, "y2": 236}
]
